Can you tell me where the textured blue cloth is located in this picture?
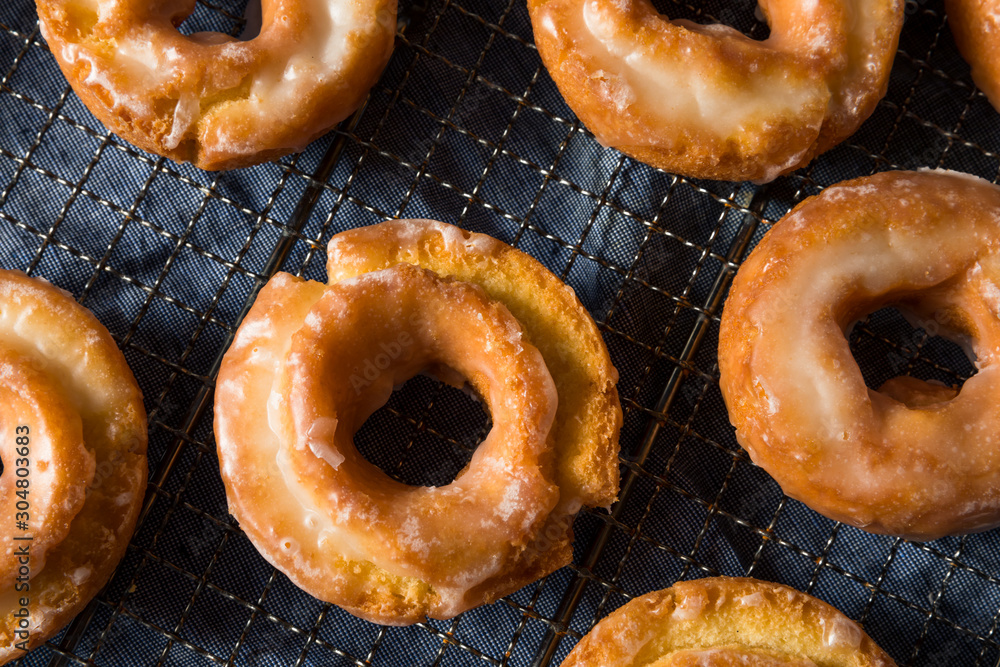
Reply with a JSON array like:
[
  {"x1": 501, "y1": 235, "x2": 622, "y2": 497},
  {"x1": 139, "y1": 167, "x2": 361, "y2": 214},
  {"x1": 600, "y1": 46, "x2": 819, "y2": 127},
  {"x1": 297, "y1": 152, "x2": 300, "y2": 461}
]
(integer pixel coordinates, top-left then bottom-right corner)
[{"x1": 1, "y1": 0, "x2": 998, "y2": 665}]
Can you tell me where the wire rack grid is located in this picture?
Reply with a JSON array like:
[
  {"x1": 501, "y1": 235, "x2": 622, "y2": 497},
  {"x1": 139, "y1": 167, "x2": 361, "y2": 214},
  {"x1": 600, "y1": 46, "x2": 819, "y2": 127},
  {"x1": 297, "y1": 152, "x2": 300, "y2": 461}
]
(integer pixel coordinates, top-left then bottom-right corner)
[{"x1": 0, "y1": 0, "x2": 998, "y2": 665}]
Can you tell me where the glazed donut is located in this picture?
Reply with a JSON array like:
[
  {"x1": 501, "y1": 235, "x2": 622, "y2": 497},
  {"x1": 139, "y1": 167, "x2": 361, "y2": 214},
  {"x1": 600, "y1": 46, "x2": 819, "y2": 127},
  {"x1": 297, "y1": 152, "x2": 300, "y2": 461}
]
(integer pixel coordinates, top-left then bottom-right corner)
[
  {"x1": 0, "y1": 271, "x2": 146, "y2": 661},
  {"x1": 560, "y1": 577, "x2": 895, "y2": 666},
  {"x1": 35, "y1": 0, "x2": 395, "y2": 170},
  {"x1": 527, "y1": 0, "x2": 904, "y2": 182},
  {"x1": 946, "y1": 0, "x2": 1000, "y2": 112},
  {"x1": 719, "y1": 170, "x2": 1000, "y2": 540},
  {"x1": 214, "y1": 220, "x2": 621, "y2": 624},
  {"x1": 324, "y1": 220, "x2": 621, "y2": 508}
]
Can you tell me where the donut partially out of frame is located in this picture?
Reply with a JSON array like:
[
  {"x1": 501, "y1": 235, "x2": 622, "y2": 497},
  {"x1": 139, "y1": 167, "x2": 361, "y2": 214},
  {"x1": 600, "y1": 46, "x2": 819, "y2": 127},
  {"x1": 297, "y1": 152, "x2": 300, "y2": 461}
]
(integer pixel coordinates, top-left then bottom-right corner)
[
  {"x1": 720, "y1": 170, "x2": 1000, "y2": 540},
  {"x1": 561, "y1": 578, "x2": 895, "y2": 666},
  {"x1": 36, "y1": 0, "x2": 396, "y2": 170},
  {"x1": 527, "y1": 0, "x2": 904, "y2": 182},
  {"x1": 0, "y1": 270, "x2": 147, "y2": 662},
  {"x1": 947, "y1": 0, "x2": 1000, "y2": 113},
  {"x1": 215, "y1": 220, "x2": 621, "y2": 624}
]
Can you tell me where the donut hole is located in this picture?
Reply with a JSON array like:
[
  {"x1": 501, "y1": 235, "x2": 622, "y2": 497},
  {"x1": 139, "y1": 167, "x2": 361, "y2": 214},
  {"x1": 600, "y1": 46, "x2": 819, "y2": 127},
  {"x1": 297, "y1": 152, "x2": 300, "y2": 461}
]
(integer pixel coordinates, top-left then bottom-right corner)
[
  {"x1": 651, "y1": 0, "x2": 770, "y2": 39},
  {"x1": 173, "y1": 0, "x2": 262, "y2": 40},
  {"x1": 847, "y1": 306, "x2": 977, "y2": 406},
  {"x1": 353, "y1": 372, "x2": 492, "y2": 488}
]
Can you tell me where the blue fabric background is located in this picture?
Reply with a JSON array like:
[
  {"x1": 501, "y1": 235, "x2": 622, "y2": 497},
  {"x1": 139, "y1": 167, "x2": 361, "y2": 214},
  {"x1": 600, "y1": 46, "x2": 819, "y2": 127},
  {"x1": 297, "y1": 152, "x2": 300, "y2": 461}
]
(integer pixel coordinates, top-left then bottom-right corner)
[{"x1": 0, "y1": 0, "x2": 997, "y2": 664}]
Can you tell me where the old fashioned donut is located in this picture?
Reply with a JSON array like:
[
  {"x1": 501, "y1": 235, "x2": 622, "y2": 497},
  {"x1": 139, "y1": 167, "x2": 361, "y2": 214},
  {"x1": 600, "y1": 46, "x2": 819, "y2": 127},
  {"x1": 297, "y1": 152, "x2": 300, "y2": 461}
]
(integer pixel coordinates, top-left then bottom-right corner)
[
  {"x1": 324, "y1": 219, "x2": 621, "y2": 509},
  {"x1": 215, "y1": 220, "x2": 621, "y2": 624},
  {"x1": 946, "y1": 0, "x2": 1000, "y2": 112},
  {"x1": 560, "y1": 577, "x2": 895, "y2": 666},
  {"x1": 36, "y1": 0, "x2": 395, "y2": 170},
  {"x1": 0, "y1": 271, "x2": 146, "y2": 662},
  {"x1": 527, "y1": 0, "x2": 904, "y2": 182},
  {"x1": 719, "y1": 170, "x2": 1000, "y2": 540}
]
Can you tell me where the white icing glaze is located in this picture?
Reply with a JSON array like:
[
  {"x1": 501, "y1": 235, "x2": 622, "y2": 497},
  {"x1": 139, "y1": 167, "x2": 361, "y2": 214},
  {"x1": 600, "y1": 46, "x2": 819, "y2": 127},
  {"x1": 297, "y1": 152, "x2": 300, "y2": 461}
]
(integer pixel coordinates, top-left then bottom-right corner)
[
  {"x1": 671, "y1": 591, "x2": 707, "y2": 621},
  {"x1": 575, "y1": 0, "x2": 826, "y2": 142},
  {"x1": 737, "y1": 591, "x2": 766, "y2": 607},
  {"x1": 304, "y1": 418, "x2": 345, "y2": 469},
  {"x1": 723, "y1": 170, "x2": 1000, "y2": 538},
  {"x1": 216, "y1": 262, "x2": 564, "y2": 617},
  {"x1": 69, "y1": 566, "x2": 92, "y2": 586},
  {"x1": 819, "y1": 614, "x2": 864, "y2": 649},
  {"x1": 41, "y1": 0, "x2": 395, "y2": 168},
  {"x1": 529, "y1": 0, "x2": 902, "y2": 180},
  {"x1": 70, "y1": 0, "x2": 363, "y2": 112}
]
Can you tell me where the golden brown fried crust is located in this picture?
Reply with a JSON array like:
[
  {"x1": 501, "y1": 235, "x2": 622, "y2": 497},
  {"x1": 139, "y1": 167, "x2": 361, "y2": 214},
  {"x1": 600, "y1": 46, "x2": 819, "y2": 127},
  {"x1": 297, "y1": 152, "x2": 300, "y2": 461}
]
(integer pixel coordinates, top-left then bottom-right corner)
[
  {"x1": 36, "y1": 0, "x2": 395, "y2": 170},
  {"x1": 719, "y1": 170, "x2": 1000, "y2": 540},
  {"x1": 0, "y1": 270, "x2": 146, "y2": 663},
  {"x1": 561, "y1": 578, "x2": 896, "y2": 667},
  {"x1": 946, "y1": 0, "x2": 1000, "y2": 113},
  {"x1": 527, "y1": 0, "x2": 903, "y2": 182},
  {"x1": 215, "y1": 220, "x2": 621, "y2": 624},
  {"x1": 325, "y1": 220, "x2": 622, "y2": 509}
]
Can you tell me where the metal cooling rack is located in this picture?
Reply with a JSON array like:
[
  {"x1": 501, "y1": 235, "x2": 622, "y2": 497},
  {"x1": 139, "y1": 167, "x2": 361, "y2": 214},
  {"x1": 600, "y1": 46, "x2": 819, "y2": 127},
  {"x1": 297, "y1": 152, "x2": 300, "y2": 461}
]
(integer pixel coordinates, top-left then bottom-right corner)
[{"x1": 1, "y1": 0, "x2": 998, "y2": 664}]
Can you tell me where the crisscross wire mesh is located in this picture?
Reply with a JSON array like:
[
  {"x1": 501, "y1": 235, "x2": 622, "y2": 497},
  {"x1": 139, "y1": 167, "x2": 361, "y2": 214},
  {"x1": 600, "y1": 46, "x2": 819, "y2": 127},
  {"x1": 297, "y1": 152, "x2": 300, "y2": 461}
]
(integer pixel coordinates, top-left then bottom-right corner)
[{"x1": 0, "y1": 0, "x2": 998, "y2": 664}]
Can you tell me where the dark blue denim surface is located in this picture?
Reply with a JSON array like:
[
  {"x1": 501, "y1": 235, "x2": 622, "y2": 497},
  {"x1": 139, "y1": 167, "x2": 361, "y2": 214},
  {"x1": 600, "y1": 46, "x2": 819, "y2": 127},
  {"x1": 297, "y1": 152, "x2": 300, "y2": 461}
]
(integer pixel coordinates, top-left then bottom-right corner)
[{"x1": 0, "y1": 0, "x2": 995, "y2": 664}]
